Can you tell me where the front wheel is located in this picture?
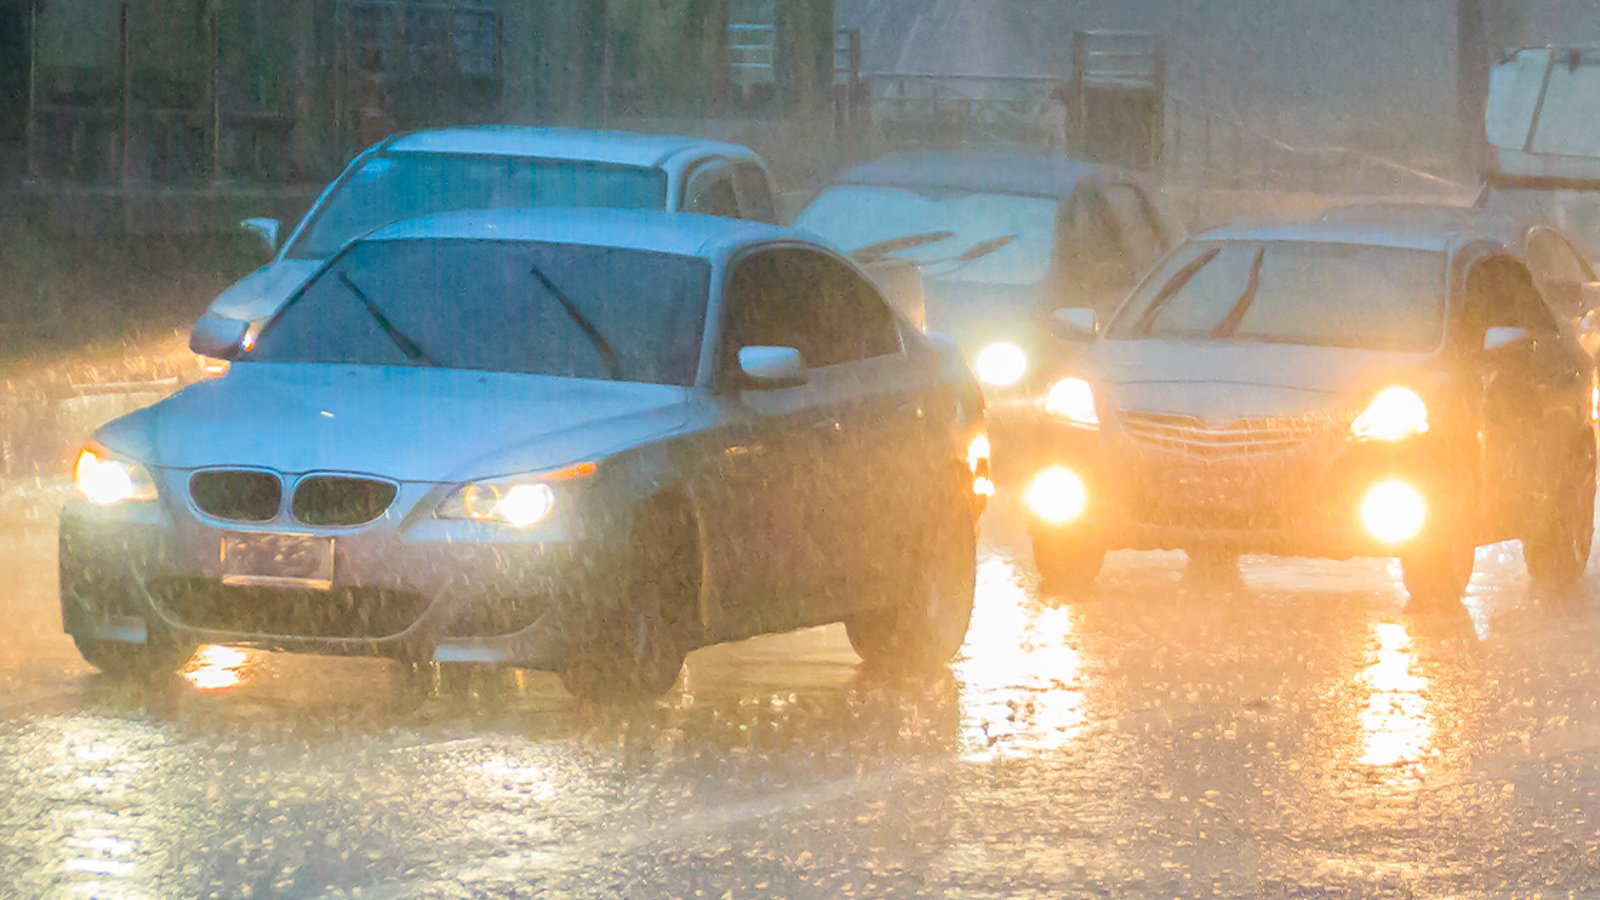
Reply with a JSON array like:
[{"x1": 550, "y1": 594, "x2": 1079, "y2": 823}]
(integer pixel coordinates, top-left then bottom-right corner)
[
  {"x1": 847, "y1": 492, "x2": 976, "y2": 673},
  {"x1": 1524, "y1": 445, "x2": 1597, "y2": 588},
  {"x1": 1402, "y1": 525, "x2": 1476, "y2": 610},
  {"x1": 560, "y1": 504, "x2": 698, "y2": 703},
  {"x1": 1031, "y1": 531, "x2": 1106, "y2": 595}
]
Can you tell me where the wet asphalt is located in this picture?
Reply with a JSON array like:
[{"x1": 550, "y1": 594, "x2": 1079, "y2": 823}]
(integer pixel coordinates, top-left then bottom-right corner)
[{"x1": 4, "y1": 492, "x2": 1600, "y2": 897}]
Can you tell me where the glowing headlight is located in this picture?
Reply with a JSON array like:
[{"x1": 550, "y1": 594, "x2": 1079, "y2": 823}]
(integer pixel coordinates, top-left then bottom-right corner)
[
  {"x1": 436, "y1": 462, "x2": 595, "y2": 529},
  {"x1": 974, "y1": 342, "x2": 1028, "y2": 387},
  {"x1": 1359, "y1": 479, "x2": 1428, "y2": 545},
  {"x1": 74, "y1": 448, "x2": 157, "y2": 506},
  {"x1": 1024, "y1": 466, "x2": 1089, "y2": 526},
  {"x1": 1351, "y1": 386, "x2": 1429, "y2": 441},
  {"x1": 1044, "y1": 377, "x2": 1099, "y2": 428}
]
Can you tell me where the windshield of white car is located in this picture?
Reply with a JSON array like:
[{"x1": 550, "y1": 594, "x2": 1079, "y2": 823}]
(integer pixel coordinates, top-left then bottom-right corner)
[
  {"x1": 285, "y1": 153, "x2": 668, "y2": 259},
  {"x1": 1108, "y1": 240, "x2": 1447, "y2": 351},
  {"x1": 1483, "y1": 187, "x2": 1600, "y2": 260},
  {"x1": 794, "y1": 185, "x2": 1057, "y2": 286},
  {"x1": 250, "y1": 238, "x2": 708, "y2": 385}
]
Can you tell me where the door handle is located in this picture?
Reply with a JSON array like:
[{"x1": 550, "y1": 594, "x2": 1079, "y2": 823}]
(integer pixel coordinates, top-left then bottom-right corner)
[
  {"x1": 898, "y1": 402, "x2": 925, "y2": 419},
  {"x1": 813, "y1": 419, "x2": 843, "y2": 434}
]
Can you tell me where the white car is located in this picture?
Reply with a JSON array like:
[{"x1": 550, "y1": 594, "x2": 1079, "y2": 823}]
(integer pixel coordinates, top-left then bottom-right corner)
[
  {"x1": 195, "y1": 127, "x2": 780, "y2": 358},
  {"x1": 62, "y1": 209, "x2": 987, "y2": 700}
]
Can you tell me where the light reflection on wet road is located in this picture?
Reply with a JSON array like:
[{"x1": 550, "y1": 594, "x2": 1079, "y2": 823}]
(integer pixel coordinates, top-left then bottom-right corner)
[{"x1": 5, "y1": 498, "x2": 1600, "y2": 895}]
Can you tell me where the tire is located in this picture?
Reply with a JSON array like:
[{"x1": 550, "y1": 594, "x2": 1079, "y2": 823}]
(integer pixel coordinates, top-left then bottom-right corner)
[
  {"x1": 71, "y1": 632, "x2": 196, "y2": 679},
  {"x1": 1402, "y1": 519, "x2": 1476, "y2": 610},
  {"x1": 560, "y1": 503, "x2": 697, "y2": 703},
  {"x1": 847, "y1": 490, "x2": 976, "y2": 673},
  {"x1": 1524, "y1": 443, "x2": 1597, "y2": 588},
  {"x1": 1032, "y1": 531, "x2": 1106, "y2": 595}
]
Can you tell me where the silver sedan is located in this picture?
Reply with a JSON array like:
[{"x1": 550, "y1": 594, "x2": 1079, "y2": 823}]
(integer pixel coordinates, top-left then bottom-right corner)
[{"x1": 60, "y1": 209, "x2": 989, "y2": 700}]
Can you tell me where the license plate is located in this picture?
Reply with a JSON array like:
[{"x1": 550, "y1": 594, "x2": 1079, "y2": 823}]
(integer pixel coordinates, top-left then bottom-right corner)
[{"x1": 221, "y1": 533, "x2": 334, "y2": 590}]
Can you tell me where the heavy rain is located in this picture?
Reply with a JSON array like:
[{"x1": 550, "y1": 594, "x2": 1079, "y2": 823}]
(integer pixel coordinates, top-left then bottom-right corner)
[{"x1": 5, "y1": 1, "x2": 1600, "y2": 896}]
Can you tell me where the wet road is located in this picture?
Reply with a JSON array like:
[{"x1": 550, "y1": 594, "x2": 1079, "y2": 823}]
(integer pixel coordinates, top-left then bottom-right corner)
[{"x1": 5, "y1": 495, "x2": 1600, "y2": 896}]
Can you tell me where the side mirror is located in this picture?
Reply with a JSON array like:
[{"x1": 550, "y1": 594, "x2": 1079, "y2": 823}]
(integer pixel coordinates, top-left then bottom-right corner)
[
  {"x1": 1483, "y1": 326, "x2": 1532, "y2": 352},
  {"x1": 738, "y1": 346, "x2": 808, "y2": 390},
  {"x1": 1050, "y1": 307, "x2": 1098, "y2": 341},
  {"x1": 190, "y1": 311, "x2": 250, "y2": 361},
  {"x1": 240, "y1": 217, "x2": 281, "y2": 259}
]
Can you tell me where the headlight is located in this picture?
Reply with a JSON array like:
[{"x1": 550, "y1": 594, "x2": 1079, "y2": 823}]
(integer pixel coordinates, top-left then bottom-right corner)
[
  {"x1": 1044, "y1": 377, "x2": 1100, "y2": 428},
  {"x1": 974, "y1": 342, "x2": 1028, "y2": 387},
  {"x1": 435, "y1": 462, "x2": 596, "y2": 529},
  {"x1": 1351, "y1": 386, "x2": 1429, "y2": 441},
  {"x1": 967, "y1": 432, "x2": 995, "y2": 499},
  {"x1": 74, "y1": 447, "x2": 158, "y2": 506},
  {"x1": 1359, "y1": 479, "x2": 1428, "y2": 545},
  {"x1": 1024, "y1": 466, "x2": 1089, "y2": 526}
]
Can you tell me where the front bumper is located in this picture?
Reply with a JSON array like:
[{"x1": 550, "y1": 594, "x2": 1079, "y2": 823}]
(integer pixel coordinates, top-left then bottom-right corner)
[
  {"x1": 59, "y1": 484, "x2": 611, "y2": 670},
  {"x1": 1017, "y1": 414, "x2": 1466, "y2": 559}
]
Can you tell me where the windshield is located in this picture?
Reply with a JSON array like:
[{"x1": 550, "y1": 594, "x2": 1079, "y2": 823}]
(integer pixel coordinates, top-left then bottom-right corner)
[
  {"x1": 251, "y1": 239, "x2": 708, "y2": 385},
  {"x1": 1109, "y1": 240, "x2": 1446, "y2": 351},
  {"x1": 794, "y1": 185, "x2": 1058, "y2": 285},
  {"x1": 1484, "y1": 187, "x2": 1600, "y2": 261},
  {"x1": 285, "y1": 153, "x2": 667, "y2": 259}
]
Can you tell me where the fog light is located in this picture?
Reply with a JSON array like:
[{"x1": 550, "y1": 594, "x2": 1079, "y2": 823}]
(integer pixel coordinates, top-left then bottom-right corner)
[
  {"x1": 974, "y1": 342, "x2": 1027, "y2": 387},
  {"x1": 1024, "y1": 466, "x2": 1088, "y2": 526},
  {"x1": 1359, "y1": 479, "x2": 1427, "y2": 545}
]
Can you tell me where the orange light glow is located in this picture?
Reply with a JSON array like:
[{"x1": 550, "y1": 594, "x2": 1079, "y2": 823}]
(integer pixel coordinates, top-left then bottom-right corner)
[
  {"x1": 181, "y1": 644, "x2": 256, "y2": 692},
  {"x1": 546, "y1": 461, "x2": 599, "y2": 481},
  {"x1": 1357, "y1": 621, "x2": 1433, "y2": 773}
]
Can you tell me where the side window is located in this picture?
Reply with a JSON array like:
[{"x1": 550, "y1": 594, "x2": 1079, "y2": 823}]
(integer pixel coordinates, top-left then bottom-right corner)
[
  {"x1": 1100, "y1": 183, "x2": 1162, "y2": 272},
  {"x1": 723, "y1": 250, "x2": 901, "y2": 374},
  {"x1": 808, "y1": 255, "x2": 902, "y2": 365},
  {"x1": 1528, "y1": 229, "x2": 1592, "y2": 285},
  {"x1": 684, "y1": 163, "x2": 740, "y2": 219},
  {"x1": 732, "y1": 163, "x2": 777, "y2": 223},
  {"x1": 1461, "y1": 258, "x2": 1561, "y2": 346}
]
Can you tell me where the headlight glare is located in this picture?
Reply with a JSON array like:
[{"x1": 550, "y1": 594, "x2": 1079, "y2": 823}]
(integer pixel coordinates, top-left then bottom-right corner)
[
  {"x1": 974, "y1": 342, "x2": 1027, "y2": 387},
  {"x1": 1360, "y1": 479, "x2": 1428, "y2": 545},
  {"x1": 74, "y1": 448, "x2": 157, "y2": 506},
  {"x1": 1045, "y1": 377, "x2": 1100, "y2": 427},
  {"x1": 1351, "y1": 386, "x2": 1429, "y2": 441},
  {"x1": 1024, "y1": 466, "x2": 1089, "y2": 526}
]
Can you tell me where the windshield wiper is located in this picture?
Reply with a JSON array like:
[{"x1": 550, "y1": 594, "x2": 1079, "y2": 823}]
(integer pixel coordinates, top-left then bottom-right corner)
[
  {"x1": 529, "y1": 263, "x2": 620, "y2": 380},
  {"x1": 1210, "y1": 249, "x2": 1267, "y2": 338},
  {"x1": 918, "y1": 234, "x2": 1020, "y2": 277},
  {"x1": 1132, "y1": 248, "x2": 1222, "y2": 336},
  {"x1": 336, "y1": 272, "x2": 437, "y2": 365},
  {"x1": 851, "y1": 230, "x2": 955, "y2": 264}
]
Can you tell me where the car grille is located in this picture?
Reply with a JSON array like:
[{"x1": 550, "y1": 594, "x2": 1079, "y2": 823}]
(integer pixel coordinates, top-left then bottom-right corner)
[
  {"x1": 292, "y1": 476, "x2": 397, "y2": 527},
  {"x1": 152, "y1": 578, "x2": 427, "y2": 639},
  {"x1": 190, "y1": 470, "x2": 282, "y2": 522},
  {"x1": 1116, "y1": 411, "x2": 1333, "y2": 460}
]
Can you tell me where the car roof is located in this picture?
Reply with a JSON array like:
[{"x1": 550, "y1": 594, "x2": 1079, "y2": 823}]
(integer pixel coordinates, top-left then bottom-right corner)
[
  {"x1": 362, "y1": 207, "x2": 794, "y2": 258},
  {"x1": 1319, "y1": 203, "x2": 1540, "y2": 248},
  {"x1": 383, "y1": 126, "x2": 758, "y2": 169},
  {"x1": 834, "y1": 150, "x2": 1111, "y2": 198},
  {"x1": 1193, "y1": 219, "x2": 1502, "y2": 254}
]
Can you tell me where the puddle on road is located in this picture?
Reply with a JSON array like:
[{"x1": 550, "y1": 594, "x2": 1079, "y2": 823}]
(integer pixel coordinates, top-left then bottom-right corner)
[{"x1": 955, "y1": 553, "x2": 1087, "y2": 760}]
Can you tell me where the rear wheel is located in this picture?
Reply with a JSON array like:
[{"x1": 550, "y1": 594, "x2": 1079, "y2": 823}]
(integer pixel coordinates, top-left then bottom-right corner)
[
  {"x1": 71, "y1": 632, "x2": 196, "y2": 679},
  {"x1": 847, "y1": 489, "x2": 976, "y2": 673},
  {"x1": 560, "y1": 503, "x2": 698, "y2": 703},
  {"x1": 1524, "y1": 443, "x2": 1597, "y2": 588},
  {"x1": 1031, "y1": 531, "x2": 1106, "y2": 595}
]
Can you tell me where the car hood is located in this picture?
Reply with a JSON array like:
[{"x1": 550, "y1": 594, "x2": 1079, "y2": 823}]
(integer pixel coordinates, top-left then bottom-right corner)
[
  {"x1": 97, "y1": 363, "x2": 691, "y2": 482},
  {"x1": 205, "y1": 258, "x2": 324, "y2": 323},
  {"x1": 1088, "y1": 339, "x2": 1433, "y2": 419}
]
